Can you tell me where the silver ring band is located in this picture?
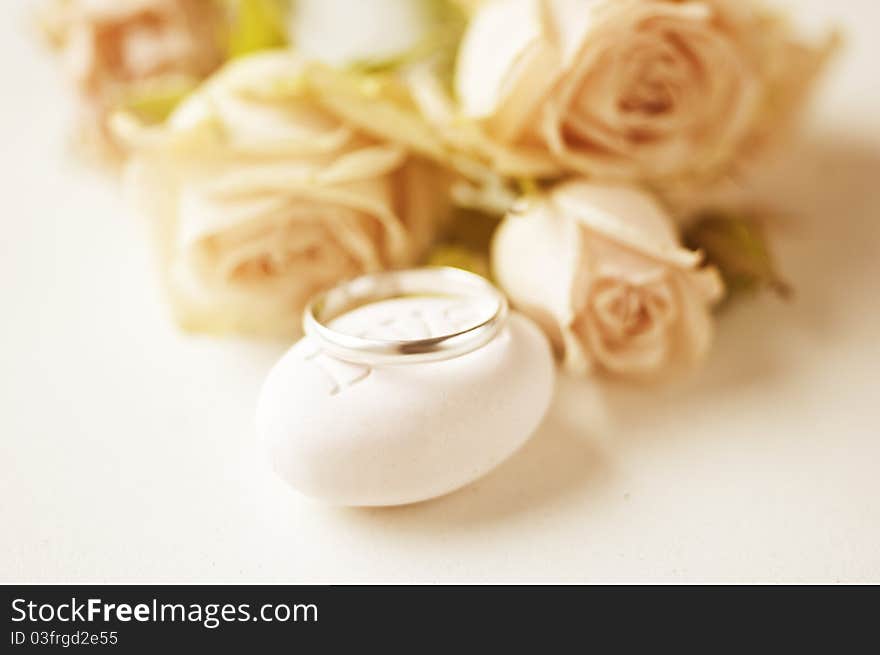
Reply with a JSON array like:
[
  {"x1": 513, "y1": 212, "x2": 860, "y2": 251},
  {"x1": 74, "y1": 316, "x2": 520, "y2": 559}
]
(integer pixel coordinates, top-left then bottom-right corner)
[{"x1": 303, "y1": 267, "x2": 508, "y2": 365}]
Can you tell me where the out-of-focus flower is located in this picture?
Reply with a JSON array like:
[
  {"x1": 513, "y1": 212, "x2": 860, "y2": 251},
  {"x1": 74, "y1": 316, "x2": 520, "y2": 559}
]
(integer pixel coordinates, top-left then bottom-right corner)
[
  {"x1": 41, "y1": 0, "x2": 227, "y2": 161},
  {"x1": 305, "y1": 62, "x2": 557, "y2": 217},
  {"x1": 456, "y1": 0, "x2": 837, "y2": 185},
  {"x1": 492, "y1": 181, "x2": 723, "y2": 378},
  {"x1": 291, "y1": 0, "x2": 462, "y2": 69},
  {"x1": 288, "y1": 0, "x2": 552, "y2": 215},
  {"x1": 119, "y1": 52, "x2": 452, "y2": 337}
]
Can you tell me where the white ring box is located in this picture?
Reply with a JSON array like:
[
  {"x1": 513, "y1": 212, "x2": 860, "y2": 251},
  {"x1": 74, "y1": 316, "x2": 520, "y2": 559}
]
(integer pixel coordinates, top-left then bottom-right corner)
[{"x1": 256, "y1": 291, "x2": 555, "y2": 506}]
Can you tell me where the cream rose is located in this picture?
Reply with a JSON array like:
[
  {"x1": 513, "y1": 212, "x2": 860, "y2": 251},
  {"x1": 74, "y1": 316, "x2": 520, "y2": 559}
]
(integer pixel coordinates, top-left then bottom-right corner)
[
  {"x1": 492, "y1": 181, "x2": 723, "y2": 377},
  {"x1": 456, "y1": 0, "x2": 830, "y2": 183},
  {"x1": 42, "y1": 0, "x2": 225, "y2": 159},
  {"x1": 122, "y1": 52, "x2": 449, "y2": 337}
]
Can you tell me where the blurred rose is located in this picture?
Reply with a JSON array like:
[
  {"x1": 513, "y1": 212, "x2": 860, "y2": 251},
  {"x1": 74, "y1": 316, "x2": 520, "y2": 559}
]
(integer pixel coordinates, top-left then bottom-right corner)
[
  {"x1": 456, "y1": 0, "x2": 833, "y2": 184},
  {"x1": 492, "y1": 181, "x2": 723, "y2": 377},
  {"x1": 122, "y1": 52, "x2": 450, "y2": 337},
  {"x1": 42, "y1": 0, "x2": 225, "y2": 159}
]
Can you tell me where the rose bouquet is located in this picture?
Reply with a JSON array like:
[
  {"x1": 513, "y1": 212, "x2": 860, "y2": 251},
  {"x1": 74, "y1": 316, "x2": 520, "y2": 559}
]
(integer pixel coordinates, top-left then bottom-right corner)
[{"x1": 41, "y1": 0, "x2": 837, "y2": 382}]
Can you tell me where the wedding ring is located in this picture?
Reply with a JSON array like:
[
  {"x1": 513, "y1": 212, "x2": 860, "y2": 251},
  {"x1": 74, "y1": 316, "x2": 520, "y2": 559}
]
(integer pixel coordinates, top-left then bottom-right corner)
[{"x1": 303, "y1": 267, "x2": 508, "y2": 365}]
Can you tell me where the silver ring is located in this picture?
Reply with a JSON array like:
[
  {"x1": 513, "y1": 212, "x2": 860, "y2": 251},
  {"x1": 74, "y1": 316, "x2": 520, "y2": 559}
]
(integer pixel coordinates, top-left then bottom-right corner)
[{"x1": 303, "y1": 267, "x2": 508, "y2": 365}]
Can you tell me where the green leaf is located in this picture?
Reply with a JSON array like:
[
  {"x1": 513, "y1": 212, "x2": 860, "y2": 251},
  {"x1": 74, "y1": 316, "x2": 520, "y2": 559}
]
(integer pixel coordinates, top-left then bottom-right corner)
[
  {"x1": 684, "y1": 210, "x2": 792, "y2": 305},
  {"x1": 119, "y1": 78, "x2": 200, "y2": 124},
  {"x1": 424, "y1": 208, "x2": 500, "y2": 279},
  {"x1": 227, "y1": 0, "x2": 289, "y2": 58},
  {"x1": 426, "y1": 244, "x2": 491, "y2": 278}
]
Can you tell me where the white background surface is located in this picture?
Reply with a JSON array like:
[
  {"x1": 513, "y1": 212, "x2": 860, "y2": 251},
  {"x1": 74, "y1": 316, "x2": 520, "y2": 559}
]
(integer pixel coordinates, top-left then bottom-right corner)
[{"x1": 2, "y1": 0, "x2": 878, "y2": 583}]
